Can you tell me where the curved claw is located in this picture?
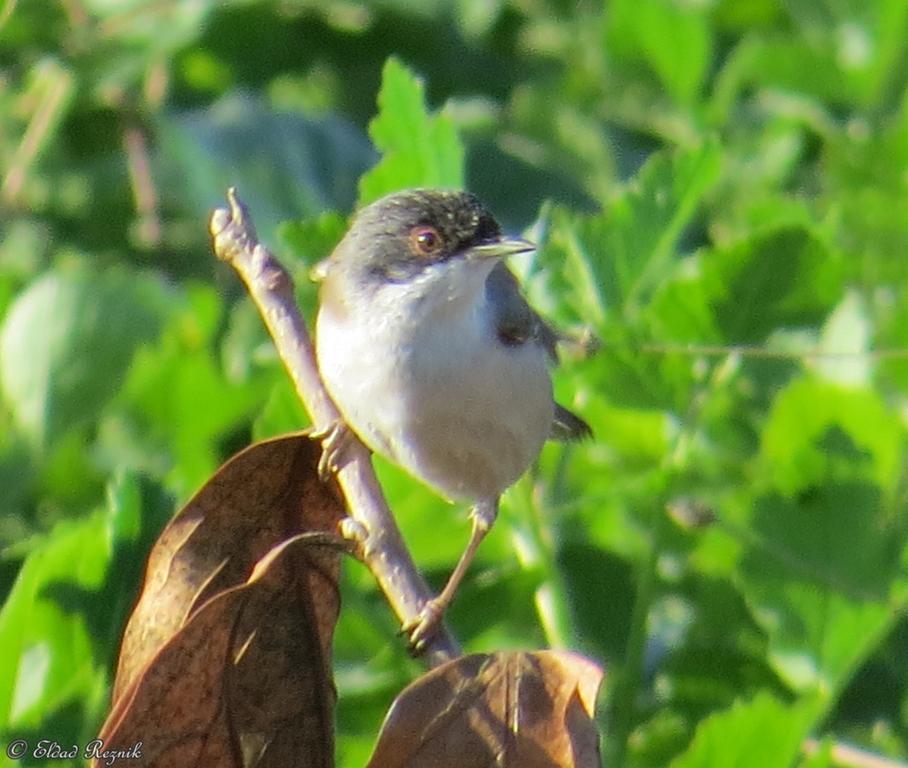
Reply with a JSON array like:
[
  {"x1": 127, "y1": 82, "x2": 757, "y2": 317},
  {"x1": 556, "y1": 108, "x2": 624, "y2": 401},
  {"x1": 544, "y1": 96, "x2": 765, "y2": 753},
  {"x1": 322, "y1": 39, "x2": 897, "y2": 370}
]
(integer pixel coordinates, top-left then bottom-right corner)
[
  {"x1": 308, "y1": 420, "x2": 355, "y2": 480},
  {"x1": 402, "y1": 599, "x2": 447, "y2": 655}
]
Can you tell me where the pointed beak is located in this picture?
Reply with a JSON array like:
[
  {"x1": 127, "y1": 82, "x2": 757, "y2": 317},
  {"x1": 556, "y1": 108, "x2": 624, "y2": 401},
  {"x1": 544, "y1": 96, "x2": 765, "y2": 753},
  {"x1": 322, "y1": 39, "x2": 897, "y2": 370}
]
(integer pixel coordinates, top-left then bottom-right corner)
[{"x1": 465, "y1": 236, "x2": 536, "y2": 261}]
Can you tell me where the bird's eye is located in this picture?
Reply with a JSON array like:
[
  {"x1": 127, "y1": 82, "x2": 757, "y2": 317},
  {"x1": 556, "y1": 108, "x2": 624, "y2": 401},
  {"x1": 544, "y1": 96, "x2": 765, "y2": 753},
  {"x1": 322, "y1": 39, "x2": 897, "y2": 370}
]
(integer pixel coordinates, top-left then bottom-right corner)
[{"x1": 409, "y1": 226, "x2": 442, "y2": 257}]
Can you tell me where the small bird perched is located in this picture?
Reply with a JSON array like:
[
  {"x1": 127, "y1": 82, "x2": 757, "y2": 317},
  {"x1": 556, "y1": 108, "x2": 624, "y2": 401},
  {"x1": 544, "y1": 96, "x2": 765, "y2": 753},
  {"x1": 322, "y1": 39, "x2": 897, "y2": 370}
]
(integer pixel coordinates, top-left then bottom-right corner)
[{"x1": 315, "y1": 188, "x2": 590, "y2": 648}]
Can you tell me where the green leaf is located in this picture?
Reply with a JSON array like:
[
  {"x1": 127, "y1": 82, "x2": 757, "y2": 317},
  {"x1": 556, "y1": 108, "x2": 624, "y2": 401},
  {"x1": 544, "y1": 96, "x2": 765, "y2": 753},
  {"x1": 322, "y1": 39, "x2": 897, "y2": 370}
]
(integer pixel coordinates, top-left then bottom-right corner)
[
  {"x1": 822, "y1": 95, "x2": 908, "y2": 286},
  {"x1": 358, "y1": 57, "x2": 465, "y2": 205},
  {"x1": 736, "y1": 378, "x2": 905, "y2": 693},
  {"x1": 219, "y1": 296, "x2": 275, "y2": 384},
  {"x1": 279, "y1": 212, "x2": 348, "y2": 272},
  {"x1": 104, "y1": 468, "x2": 143, "y2": 546},
  {"x1": 158, "y1": 94, "x2": 374, "y2": 245},
  {"x1": 712, "y1": 0, "x2": 908, "y2": 110},
  {"x1": 702, "y1": 227, "x2": 845, "y2": 344},
  {"x1": 738, "y1": 486, "x2": 899, "y2": 693},
  {"x1": 0, "y1": 262, "x2": 169, "y2": 450},
  {"x1": 646, "y1": 256, "x2": 721, "y2": 344},
  {"x1": 524, "y1": 143, "x2": 722, "y2": 411},
  {"x1": 0, "y1": 413, "x2": 33, "y2": 535},
  {"x1": 0, "y1": 513, "x2": 110, "y2": 730},
  {"x1": 605, "y1": 0, "x2": 713, "y2": 105},
  {"x1": 107, "y1": 284, "x2": 265, "y2": 498},
  {"x1": 252, "y1": 378, "x2": 309, "y2": 442},
  {"x1": 279, "y1": 210, "x2": 348, "y2": 320},
  {"x1": 813, "y1": 290, "x2": 871, "y2": 387},
  {"x1": 579, "y1": 399, "x2": 674, "y2": 466},
  {"x1": 671, "y1": 692, "x2": 820, "y2": 767},
  {"x1": 760, "y1": 377, "x2": 901, "y2": 495},
  {"x1": 537, "y1": 141, "x2": 722, "y2": 325},
  {"x1": 877, "y1": 284, "x2": 908, "y2": 392}
]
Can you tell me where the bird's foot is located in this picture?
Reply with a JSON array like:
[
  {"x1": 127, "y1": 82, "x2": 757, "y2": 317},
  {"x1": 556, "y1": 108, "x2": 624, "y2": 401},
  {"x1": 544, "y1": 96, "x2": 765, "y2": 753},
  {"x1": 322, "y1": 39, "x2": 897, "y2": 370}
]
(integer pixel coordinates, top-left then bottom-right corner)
[
  {"x1": 402, "y1": 498, "x2": 500, "y2": 655},
  {"x1": 338, "y1": 516, "x2": 370, "y2": 560},
  {"x1": 307, "y1": 420, "x2": 355, "y2": 480},
  {"x1": 402, "y1": 597, "x2": 448, "y2": 655}
]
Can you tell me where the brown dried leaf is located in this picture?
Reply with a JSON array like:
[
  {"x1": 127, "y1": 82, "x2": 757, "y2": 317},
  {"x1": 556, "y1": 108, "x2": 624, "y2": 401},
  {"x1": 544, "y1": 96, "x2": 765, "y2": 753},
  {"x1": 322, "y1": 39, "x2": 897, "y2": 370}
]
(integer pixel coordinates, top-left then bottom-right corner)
[
  {"x1": 113, "y1": 434, "x2": 343, "y2": 702},
  {"x1": 367, "y1": 650, "x2": 604, "y2": 768},
  {"x1": 96, "y1": 533, "x2": 340, "y2": 767},
  {"x1": 96, "y1": 434, "x2": 345, "y2": 768}
]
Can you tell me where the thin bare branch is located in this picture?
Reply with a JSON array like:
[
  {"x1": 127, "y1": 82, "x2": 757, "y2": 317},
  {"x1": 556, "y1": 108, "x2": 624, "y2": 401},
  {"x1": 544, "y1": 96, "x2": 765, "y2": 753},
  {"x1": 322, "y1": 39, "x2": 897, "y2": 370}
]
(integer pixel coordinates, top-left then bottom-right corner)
[{"x1": 605, "y1": 340, "x2": 908, "y2": 360}]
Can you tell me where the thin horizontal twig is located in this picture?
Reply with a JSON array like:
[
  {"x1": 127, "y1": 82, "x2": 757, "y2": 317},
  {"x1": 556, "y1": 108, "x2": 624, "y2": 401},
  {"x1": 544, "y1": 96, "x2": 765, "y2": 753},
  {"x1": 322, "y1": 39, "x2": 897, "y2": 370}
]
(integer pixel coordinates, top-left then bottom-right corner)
[{"x1": 603, "y1": 340, "x2": 908, "y2": 360}]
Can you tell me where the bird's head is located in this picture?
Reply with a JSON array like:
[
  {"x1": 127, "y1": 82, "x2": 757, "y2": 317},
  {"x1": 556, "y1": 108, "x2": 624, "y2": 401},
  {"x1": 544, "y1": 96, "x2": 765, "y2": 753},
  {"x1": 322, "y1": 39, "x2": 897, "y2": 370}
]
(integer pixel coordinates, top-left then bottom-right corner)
[{"x1": 319, "y1": 189, "x2": 534, "y2": 309}]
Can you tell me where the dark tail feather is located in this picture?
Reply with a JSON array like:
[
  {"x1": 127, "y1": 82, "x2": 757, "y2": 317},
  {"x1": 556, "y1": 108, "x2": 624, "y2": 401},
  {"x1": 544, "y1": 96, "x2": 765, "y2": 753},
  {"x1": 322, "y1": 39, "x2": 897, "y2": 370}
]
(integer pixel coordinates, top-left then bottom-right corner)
[{"x1": 550, "y1": 403, "x2": 593, "y2": 442}]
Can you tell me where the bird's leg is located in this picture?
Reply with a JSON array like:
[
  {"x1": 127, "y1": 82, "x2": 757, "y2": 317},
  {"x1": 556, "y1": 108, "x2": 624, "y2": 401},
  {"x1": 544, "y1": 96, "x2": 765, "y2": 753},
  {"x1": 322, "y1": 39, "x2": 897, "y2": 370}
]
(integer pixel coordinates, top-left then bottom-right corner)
[
  {"x1": 405, "y1": 497, "x2": 499, "y2": 652},
  {"x1": 307, "y1": 420, "x2": 356, "y2": 480}
]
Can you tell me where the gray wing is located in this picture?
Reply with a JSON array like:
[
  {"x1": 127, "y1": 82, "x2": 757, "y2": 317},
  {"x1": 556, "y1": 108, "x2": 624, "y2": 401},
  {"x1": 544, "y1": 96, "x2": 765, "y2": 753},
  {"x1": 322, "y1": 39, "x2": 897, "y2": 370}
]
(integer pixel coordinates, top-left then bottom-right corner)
[
  {"x1": 485, "y1": 262, "x2": 558, "y2": 360},
  {"x1": 485, "y1": 263, "x2": 592, "y2": 442}
]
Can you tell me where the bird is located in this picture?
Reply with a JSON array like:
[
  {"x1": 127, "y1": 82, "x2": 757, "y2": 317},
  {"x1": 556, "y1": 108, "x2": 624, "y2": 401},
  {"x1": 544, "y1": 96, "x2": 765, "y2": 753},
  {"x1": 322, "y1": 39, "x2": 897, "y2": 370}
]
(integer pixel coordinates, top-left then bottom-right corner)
[{"x1": 313, "y1": 188, "x2": 590, "y2": 649}]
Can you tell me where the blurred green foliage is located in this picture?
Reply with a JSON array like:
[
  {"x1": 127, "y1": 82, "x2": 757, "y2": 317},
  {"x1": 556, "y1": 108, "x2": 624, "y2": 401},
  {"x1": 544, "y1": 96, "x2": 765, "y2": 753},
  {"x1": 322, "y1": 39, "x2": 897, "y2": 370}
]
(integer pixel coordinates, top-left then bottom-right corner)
[{"x1": 3, "y1": 1, "x2": 908, "y2": 766}]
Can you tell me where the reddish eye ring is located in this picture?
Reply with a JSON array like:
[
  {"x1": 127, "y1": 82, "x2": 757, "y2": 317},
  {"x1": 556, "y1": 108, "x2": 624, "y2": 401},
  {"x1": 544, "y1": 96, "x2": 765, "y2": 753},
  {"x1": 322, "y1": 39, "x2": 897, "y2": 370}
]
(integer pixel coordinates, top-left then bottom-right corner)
[{"x1": 409, "y1": 225, "x2": 442, "y2": 257}]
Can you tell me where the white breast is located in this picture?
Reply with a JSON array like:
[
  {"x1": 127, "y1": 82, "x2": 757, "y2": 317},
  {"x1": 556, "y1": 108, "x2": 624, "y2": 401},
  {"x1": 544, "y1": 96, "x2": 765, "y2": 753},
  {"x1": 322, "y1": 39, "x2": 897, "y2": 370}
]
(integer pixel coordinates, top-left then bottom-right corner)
[{"x1": 315, "y1": 268, "x2": 553, "y2": 502}]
